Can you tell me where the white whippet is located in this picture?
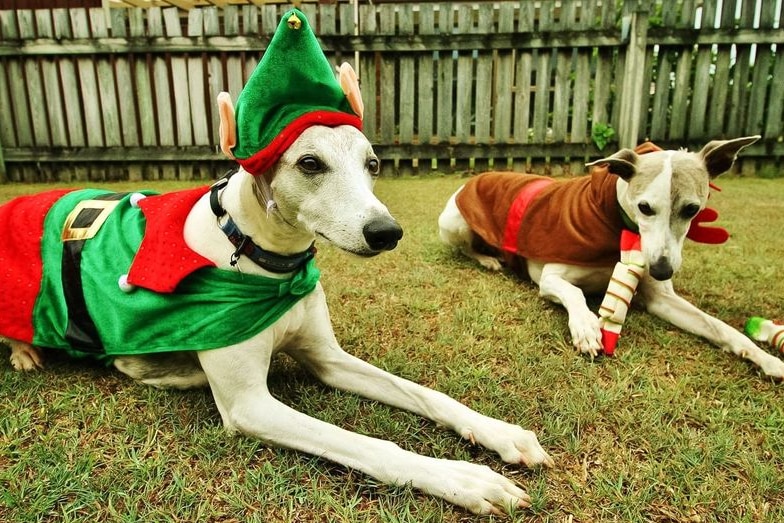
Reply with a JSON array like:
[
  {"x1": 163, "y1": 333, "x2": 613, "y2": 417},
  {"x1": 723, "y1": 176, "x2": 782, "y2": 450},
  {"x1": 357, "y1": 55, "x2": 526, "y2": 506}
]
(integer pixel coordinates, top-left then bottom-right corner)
[
  {"x1": 439, "y1": 136, "x2": 784, "y2": 379},
  {"x1": 3, "y1": 122, "x2": 553, "y2": 515}
]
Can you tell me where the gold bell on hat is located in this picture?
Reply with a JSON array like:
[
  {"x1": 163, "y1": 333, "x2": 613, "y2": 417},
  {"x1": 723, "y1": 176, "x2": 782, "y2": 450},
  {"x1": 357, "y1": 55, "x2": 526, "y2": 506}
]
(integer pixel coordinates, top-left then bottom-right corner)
[{"x1": 287, "y1": 13, "x2": 301, "y2": 30}]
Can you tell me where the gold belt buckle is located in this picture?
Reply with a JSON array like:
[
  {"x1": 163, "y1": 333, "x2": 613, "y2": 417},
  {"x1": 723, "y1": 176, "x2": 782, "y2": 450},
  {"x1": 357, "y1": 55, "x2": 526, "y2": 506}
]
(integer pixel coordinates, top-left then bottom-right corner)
[{"x1": 61, "y1": 199, "x2": 121, "y2": 242}]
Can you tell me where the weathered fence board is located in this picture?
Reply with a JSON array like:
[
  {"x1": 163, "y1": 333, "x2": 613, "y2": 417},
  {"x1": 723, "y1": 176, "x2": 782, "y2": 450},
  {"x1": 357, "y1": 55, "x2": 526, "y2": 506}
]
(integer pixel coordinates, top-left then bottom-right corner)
[
  {"x1": 379, "y1": 4, "x2": 396, "y2": 146},
  {"x1": 0, "y1": 0, "x2": 782, "y2": 181},
  {"x1": 112, "y1": 9, "x2": 141, "y2": 148},
  {"x1": 649, "y1": 48, "x2": 672, "y2": 140},
  {"x1": 0, "y1": 58, "x2": 14, "y2": 150},
  {"x1": 765, "y1": 51, "x2": 784, "y2": 139},
  {"x1": 454, "y1": 5, "x2": 472, "y2": 144},
  {"x1": 493, "y1": 4, "x2": 515, "y2": 146},
  {"x1": 397, "y1": 6, "x2": 415, "y2": 148},
  {"x1": 532, "y1": 50, "x2": 551, "y2": 145},
  {"x1": 728, "y1": 0, "x2": 755, "y2": 138},
  {"x1": 36, "y1": 13, "x2": 68, "y2": 148},
  {"x1": 357, "y1": 3, "x2": 376, "y2": 143},
  {"x1": 551, "y1": 51, "x2": 571, "y2": 144}
]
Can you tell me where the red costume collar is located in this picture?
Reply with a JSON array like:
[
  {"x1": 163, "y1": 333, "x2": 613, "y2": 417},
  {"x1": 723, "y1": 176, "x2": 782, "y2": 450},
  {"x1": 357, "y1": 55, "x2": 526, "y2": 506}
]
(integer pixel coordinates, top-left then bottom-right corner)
[{"x1": 126, "y1": 187, "x2": 215, "y2": 293}]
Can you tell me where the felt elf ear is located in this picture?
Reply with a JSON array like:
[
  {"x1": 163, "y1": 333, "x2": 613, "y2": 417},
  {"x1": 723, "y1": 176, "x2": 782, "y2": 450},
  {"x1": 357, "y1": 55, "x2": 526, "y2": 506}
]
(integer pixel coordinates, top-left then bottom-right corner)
[
  {"x1": 339, "y1": 62, "x2": 364, "y2": 121},
  {"x1": 217, "y1": 92, "x2": 237, "y2": 159}
]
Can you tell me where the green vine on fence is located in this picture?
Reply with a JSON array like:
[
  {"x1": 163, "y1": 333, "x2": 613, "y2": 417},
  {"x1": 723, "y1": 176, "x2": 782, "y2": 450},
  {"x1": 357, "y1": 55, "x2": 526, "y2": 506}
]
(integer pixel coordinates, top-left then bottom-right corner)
[{"x1": 591, "y1": 123, "x2": 616, "y2": 151}]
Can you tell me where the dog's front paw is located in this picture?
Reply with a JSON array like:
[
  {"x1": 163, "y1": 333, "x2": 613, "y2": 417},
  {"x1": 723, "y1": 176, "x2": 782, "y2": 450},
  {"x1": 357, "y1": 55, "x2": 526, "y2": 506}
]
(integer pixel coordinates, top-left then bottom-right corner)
[
  {"x1": 462, "y1": 420, "x2": 554, "y2": 469},
  {"x1": 9, "y1": 342, "x2": 44, "y2": 371},
  {"x1": 419, "y1": 458, "x2": 532, "y2": 515},
  {"x1": 568, "y1": 312, "x2": 603, "y2": 357},
  {"x1": 757, "y1": 353, "x2": 784, "y2": 380},
  {"x1": 476, "y1": 255, "x2": 503, "y2": 271}
]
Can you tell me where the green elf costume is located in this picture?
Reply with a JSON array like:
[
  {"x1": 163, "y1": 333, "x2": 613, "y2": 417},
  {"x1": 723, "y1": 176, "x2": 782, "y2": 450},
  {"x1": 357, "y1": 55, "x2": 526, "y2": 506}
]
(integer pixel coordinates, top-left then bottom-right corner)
[{"x1": 0, "y1": 9, "x2": 363, "y2": 363}]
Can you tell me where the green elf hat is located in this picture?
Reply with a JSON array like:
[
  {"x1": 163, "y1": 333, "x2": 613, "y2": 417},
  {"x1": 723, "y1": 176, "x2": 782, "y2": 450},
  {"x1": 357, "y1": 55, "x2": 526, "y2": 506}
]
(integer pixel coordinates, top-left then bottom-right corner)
[{"x1": 231, "y1": 8, "x2": 363, "y2": 176}]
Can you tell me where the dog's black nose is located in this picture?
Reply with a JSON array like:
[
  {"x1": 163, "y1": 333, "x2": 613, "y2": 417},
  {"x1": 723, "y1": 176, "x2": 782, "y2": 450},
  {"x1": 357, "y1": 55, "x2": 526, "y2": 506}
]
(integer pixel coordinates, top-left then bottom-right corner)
[
  {"x1": 649, "y1": 257, "x2": 674, "y2": 281},
  {"x1": 363, "y1": 216, "x2": 403, "y2": 251}
]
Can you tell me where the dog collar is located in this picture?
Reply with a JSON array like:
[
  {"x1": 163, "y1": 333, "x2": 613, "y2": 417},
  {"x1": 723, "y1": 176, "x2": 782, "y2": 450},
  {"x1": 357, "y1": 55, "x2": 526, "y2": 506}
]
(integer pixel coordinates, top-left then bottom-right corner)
[
  {"x1": 209, "y1": 172, "x2": 316, "y2": 274},
  {"x1": 618, "y1": 205, "x2": 639, "y2": 233}
]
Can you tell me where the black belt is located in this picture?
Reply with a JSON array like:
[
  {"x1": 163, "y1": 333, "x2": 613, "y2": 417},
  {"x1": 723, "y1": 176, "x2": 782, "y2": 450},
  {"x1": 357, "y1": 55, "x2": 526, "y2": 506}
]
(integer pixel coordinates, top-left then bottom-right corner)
[{"x1": 60, "y1": 192, "x2": 129, "y2": 352}]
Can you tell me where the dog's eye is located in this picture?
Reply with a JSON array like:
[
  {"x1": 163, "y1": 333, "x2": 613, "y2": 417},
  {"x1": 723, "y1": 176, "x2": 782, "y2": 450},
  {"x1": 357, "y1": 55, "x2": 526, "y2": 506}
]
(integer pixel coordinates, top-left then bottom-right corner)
[
  {"x1": 297, "y1": 155, "x2": 324, "y2": 174},
  {"x1": 681, "y1": 204, "x2": 701, "y2": 219},
  {"x1": 638, "y1": 202, "x2": 655, "y2": 216},
  {"x1": 367, "y1": 158, "x2": 380, "y2": 175}
]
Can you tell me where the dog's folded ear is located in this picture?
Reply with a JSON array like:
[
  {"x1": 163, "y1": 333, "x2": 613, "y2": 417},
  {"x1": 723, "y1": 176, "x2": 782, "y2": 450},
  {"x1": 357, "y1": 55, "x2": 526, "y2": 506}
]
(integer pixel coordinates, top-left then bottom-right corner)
[
  {"x1": 586, "y1": 148, "x2": 638, "y2": 180},
  {"x1": 700, "y1": 135, "x2": 760, "y2": 178}
]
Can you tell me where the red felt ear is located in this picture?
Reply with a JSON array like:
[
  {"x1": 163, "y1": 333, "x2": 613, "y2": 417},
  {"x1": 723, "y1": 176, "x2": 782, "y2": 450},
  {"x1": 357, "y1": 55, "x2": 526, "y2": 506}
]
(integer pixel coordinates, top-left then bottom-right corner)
[{"x1": 687, "y1": 207, "x2": 730, "y2": 244}]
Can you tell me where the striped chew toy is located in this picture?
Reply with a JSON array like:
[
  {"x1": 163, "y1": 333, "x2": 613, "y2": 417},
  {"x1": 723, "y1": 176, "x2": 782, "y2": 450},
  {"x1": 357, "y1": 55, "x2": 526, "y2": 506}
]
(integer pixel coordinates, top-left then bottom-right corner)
[
  {"x1": 744, "y1": 317, "x2": 784, "y2": 353},
  {"x1": 598, "y1": 229, "x2": 645, "y2": 356}
]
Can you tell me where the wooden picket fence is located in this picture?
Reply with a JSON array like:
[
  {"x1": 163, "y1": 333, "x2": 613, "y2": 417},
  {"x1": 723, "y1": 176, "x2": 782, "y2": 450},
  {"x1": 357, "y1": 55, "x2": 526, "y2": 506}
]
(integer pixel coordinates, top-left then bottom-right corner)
[{"x1": 0, "y1": 0, "x2": 782, "y2": 181}]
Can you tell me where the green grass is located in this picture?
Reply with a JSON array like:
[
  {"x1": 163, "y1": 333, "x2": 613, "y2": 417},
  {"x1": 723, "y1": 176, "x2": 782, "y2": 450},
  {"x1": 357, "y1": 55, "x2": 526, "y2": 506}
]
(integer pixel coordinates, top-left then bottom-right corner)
[{"x1": 1, "y1": 175, "x2": 784, "y2": 522}]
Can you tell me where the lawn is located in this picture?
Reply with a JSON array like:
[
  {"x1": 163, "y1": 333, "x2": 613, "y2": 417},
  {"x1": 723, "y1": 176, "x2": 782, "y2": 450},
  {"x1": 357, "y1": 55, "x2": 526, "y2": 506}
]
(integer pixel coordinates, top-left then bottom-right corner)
[{"x1": 1, "y1": 174, "x2": 783, "y2": 522}]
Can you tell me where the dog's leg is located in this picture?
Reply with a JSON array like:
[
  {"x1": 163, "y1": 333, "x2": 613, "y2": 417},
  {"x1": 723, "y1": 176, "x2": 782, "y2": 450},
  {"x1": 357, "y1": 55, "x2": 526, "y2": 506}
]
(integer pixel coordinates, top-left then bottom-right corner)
[
  {"x1": 295, "y1": 343, "x2": 554, "y2": 466},
  {"x1": 198, "y1": 335, "x2": 543, "y2": 515},
  {"x1": 639, "y1": 278, "x2": 784, "y2": 379},
  {"x1": 286, "y1": 288, "x2": 554, "y2": 470},
  {"x1": 3, "y1": 339, "x2": 44, "y2": 371},
  {"x1": 114, "y1": 353, "x2": 209, "y2": 389},
  {"x1": 531, "y1": 263, "x2": 604, "y2": 356},
  {"x1": 438, "y1": 191, "x2": 503, "y2": 271}
]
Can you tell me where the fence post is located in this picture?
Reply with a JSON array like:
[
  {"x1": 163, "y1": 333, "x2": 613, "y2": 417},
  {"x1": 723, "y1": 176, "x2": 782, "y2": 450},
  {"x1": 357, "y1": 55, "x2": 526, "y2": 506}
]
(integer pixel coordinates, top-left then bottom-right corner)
[
  {"x1": 353, "y1": 0, "x2": 360, "y2": 78},
  {"x1": 0, "y1": 135, "x2": 5, "y2": 182},
  {"x1": 617, "y1": 1, "x2": 650, "y2": 149}
]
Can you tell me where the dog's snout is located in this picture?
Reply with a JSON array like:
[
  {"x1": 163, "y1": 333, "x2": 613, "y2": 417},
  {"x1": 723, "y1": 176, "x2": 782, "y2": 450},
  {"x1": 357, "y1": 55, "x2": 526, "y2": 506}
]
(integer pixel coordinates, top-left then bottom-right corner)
[
  {"x1": 649, "y1": 257, "x2": 674, "y2": 281},
  {"x1": 363, "y1": 217, "x2": 403, "y2": 251}
]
